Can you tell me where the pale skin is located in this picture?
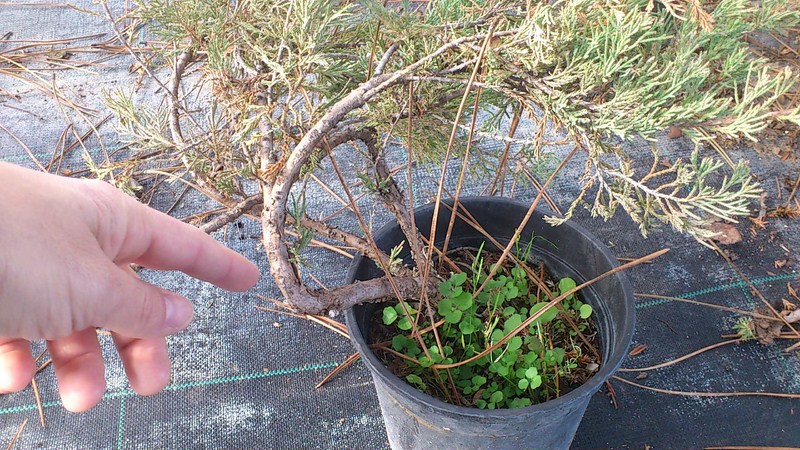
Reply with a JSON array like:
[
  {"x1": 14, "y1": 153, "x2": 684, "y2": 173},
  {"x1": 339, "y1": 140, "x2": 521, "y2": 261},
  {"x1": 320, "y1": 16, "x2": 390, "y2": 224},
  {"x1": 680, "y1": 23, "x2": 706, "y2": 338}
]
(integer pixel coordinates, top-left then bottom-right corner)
[{"x1": 0, "y1": 162, "x2": 260, "y2": 412}]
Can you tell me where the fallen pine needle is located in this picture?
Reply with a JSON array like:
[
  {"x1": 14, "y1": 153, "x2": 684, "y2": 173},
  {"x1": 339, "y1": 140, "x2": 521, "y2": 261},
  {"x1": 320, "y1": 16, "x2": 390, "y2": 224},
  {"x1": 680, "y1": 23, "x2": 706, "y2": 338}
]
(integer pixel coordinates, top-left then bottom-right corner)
[
  {"x1": 315, "y1": 352, "x2": 361, "y2": 389},
  {"x1": 704, "y1": 447, "x2": 800, "y2": 450},
  {"x1": 618, "y1": 339, "x2": 740, "y2": 372},
  {"x1": 612, "y1": 375, "x2": 800, "y2": 399},
  {"x1": 30, "y1": 377, "x2": 44, "y2": 427},
  {"x1": 254, "y1": 303, "x2": 349, "y2": 338},
  {"x1": 0, "y1": 123, "x2": 45, "y2": 171},
  {"x1": 605, "y1": 380, "x2": 618, "y2": 409},
  {"x1": 304, "y1": 315, "x2": 349, "y2": 338},
  {"x1": 5, "y1": 418, "x2": 27, "y2": 450},
  {"x1": 35, "y1": 359, "x2": 52, "y2": 374},
  {"x1": 635, "y1": 293, "x2": 782, "y2": 322}
]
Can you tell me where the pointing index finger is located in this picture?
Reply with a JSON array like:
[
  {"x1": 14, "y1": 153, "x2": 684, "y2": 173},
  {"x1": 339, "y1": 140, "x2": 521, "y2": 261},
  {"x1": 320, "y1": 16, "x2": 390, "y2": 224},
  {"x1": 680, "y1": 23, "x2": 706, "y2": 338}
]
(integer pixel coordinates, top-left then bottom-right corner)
[{"x1": 108, "y1": 193, "x2": 260, "y2": 291}]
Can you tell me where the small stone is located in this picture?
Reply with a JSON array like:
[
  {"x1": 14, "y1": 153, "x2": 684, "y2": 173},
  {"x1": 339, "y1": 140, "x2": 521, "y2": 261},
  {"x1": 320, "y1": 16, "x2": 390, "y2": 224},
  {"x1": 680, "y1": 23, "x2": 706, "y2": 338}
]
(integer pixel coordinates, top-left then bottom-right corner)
[{"x1": 273, "y1": 322, "x2": 282, "y2": 328}]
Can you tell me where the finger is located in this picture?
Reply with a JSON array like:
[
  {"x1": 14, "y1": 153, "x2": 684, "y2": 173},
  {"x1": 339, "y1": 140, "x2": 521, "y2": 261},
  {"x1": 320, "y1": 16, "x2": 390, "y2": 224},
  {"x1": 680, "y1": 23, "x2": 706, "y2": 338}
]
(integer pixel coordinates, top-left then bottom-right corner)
[
  {"x1": 95, "y1": 188, "x2": 259, "y2": 291},
  {"x1": 47, "y1": 329, "x2": 106, "y2": 412},
  {"x1": 111, "y1": 333, "x2": 170, "y2": 396},
  {"x1": 0, "y1": 338, "x2": 35, "y2": 393},
  {"x1": 90, "y1": 263, "x2": 194, "y2": 338},
  {"x1": 111, "y1": 265, "x2": 171, "y2": 395}
]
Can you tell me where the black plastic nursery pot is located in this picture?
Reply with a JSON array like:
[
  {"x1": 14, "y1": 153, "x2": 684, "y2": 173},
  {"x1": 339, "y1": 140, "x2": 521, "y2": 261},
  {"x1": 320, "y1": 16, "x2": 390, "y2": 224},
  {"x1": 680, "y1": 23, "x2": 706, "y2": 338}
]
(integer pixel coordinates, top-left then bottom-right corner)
[{"x1": 345, "y1": 197, "x2": 635, "y2": 450}]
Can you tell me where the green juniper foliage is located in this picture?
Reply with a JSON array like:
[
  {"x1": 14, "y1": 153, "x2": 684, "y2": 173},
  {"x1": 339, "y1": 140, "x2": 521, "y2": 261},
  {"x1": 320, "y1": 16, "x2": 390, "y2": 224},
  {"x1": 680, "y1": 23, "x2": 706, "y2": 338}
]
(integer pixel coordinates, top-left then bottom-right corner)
[
  {"x1": 111, "y1": 0, "x2": 799, "y2": 242},
  {"x1": 382, "y1": 243, "x2": 597, "y2": 408}
]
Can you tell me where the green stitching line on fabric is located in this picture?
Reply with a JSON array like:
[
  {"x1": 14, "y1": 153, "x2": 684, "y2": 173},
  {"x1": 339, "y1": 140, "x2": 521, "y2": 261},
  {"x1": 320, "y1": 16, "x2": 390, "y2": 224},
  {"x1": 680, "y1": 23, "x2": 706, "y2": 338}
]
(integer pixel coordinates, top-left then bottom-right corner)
[
  {"x1": 117, "y1": 396, "x2": 126, "y2": 450},
  {"x1": 0, "y1": 362, "x2": 339, "y2": 416},
  {"x1": 0, "y1": 400, "x2": 61, "y2": 415},
  {"x1": 635, "y1": 273, "x2": 800, "y2": 310},
  {"x1": 163, "y1": 361, "x2": 339, "y2": 391}
]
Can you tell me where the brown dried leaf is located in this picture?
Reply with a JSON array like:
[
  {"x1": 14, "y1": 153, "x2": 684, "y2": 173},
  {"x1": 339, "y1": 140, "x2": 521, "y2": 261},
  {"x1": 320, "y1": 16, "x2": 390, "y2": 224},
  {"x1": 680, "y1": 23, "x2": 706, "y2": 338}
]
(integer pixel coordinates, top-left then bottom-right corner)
[
  {"x1": 775, "y1": 259, "x2": 788, "y2": 269},
  {"x1": 788, "y1": 283, "x2": 799, "y2": 301},
  {"x1": 753, "y1": 307, "x2": 785, "y2": 344},
  {"x1": 629, "y1": 344, "x2": 648, "y2": 356},
  {"x1": 782, "y1": 299, "x2": 796, "y2": 311},
  {"x1": 784, "y1": 309, "x2": 800, "y2": 324},
  {"x1": 704, "y1": 222, "x2": 742, "y2": 245},
  {"x1": 667, "y1": 125, "x2": 683, "y2": 139},
  {"x1": 767, "y1": 206, "x2": 800, "y2": 219}
]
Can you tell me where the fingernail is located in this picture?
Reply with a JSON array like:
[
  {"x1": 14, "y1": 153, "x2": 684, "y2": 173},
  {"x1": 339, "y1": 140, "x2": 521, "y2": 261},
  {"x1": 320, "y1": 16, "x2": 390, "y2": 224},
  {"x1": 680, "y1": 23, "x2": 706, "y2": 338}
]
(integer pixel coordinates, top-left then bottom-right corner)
[{"x1": 163, "y1": 292, "x2": 193, "y2": 331}]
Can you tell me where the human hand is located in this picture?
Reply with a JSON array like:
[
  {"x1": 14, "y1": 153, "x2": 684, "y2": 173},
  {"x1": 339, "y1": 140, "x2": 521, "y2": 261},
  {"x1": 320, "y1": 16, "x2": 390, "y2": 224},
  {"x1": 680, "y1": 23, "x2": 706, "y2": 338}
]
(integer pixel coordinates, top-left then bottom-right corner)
[{"x1": 0, "y1": 162, "x2": 260, "y2": 411}]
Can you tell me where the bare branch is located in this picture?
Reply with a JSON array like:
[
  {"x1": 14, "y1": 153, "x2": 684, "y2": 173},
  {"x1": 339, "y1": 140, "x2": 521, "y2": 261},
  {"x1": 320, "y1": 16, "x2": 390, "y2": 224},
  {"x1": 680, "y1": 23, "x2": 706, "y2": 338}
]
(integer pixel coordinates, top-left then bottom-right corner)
[
  {"x1": 200, "y1": 194, "x2": 263, "y2": 234},
  {"x1": 374, "y1": 42, "x2": 399, "y2": 77},
  {"x1": 288, "y1": 214, "x2": 413, "y2": 277},
  {"x1": 168, "y1": 48, "x2": 194, "y2": 145},
  {"x1": 363, "y1": 128, "x2": 425, "y2": 266}
]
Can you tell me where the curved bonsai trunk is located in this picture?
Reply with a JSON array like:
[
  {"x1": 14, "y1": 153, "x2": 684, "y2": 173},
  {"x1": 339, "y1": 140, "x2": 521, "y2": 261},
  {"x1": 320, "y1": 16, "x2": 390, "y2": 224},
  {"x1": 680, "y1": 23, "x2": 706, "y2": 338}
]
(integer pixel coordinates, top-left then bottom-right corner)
[{"x1": 259, "y1": 74, "x2": 427, "y2": 314}]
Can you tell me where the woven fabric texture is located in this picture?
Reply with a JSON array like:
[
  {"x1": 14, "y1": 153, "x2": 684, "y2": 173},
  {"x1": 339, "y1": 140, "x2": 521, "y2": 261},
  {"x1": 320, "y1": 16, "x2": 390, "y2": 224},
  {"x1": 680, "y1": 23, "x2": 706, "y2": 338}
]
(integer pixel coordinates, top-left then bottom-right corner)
[{"x1": 1, "y1": 2, "x2": 799, "y2": 449}]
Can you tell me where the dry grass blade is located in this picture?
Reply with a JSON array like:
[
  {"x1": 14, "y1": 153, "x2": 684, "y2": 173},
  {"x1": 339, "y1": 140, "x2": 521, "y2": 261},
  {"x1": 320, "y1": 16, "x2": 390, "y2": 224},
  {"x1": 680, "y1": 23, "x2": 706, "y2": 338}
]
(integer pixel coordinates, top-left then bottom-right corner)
[
  {"x1": 35, "y1": 359, "x2": 52, "y2": 374},
  {"x1": 520, "y1": 166, "x2": 562, "y2": 215},
  {"x1": 618, "y1": 339, "x2": 739, "y2": 372},
  {"x1": 0, "y1": 54, "x2": 95, "y2": 116},
  {"x1": 612, "y1": 375, "x2": 800, "y2": 399},
  {"x1": 5, "y1": 418, "x2": 27, "y2": 450},
  {"x1": 482, "y1": 106, "x2": 521, "y2": 196},
  {"x1": 315, "y1": 352, "x2": 361, "y2": 389},
  {"x1": 304, "y1": 315, "x2": 349, "y2": 338},
  {"x1": 0, "y1": 2, "x2": 97, "y2": 15},
  {"x1": 405, "y1": 81, "x2": 422, "y2": 269},
  {"x1": 470, "y1": 145, "x2": 579, "y2": 302},
  {"x1": 441, "y1": 71, "x2": 485, "y2": 257},
  {"x1": 420, "y1": 20, "x2": 498, "y2": 301}
]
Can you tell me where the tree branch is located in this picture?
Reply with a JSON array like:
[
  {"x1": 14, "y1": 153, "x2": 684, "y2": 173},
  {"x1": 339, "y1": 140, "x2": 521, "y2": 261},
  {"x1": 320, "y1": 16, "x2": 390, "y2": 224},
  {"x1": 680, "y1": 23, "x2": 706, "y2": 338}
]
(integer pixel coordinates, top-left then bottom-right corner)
[
  {"x1": 287, "y1": 214, "x2": 414, "y2": 277},
  {"x1": 374, "y1": 42, "x2": 399, "y2": 77},
  {"x1": 200, "y1": 194, "x2": 263, "y2": 234},
  {"x1": 363, "y1": 131, "x2": 425, "y2": 267},
  {"x1": 168, "y1": 48, "x2": 193, "y2": 145},
  {"x1": 261, "y1": 30, "x2": 518, "y2": 313}
]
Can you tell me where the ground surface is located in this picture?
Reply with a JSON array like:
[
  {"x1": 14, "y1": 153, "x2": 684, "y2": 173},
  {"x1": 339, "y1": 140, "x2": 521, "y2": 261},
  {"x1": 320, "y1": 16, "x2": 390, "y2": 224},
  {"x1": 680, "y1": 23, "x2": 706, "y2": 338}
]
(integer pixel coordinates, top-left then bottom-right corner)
[{"x1": 1, "y1": 2, "x2": 799, "y2": 449}]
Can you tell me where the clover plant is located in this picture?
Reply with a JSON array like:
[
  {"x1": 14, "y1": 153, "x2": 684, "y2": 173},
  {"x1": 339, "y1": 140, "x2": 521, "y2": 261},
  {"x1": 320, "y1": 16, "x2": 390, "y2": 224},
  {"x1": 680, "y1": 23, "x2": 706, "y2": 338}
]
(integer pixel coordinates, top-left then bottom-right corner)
[{"x1": 381, "y1": 243, "x2": 598, "y2": 409}]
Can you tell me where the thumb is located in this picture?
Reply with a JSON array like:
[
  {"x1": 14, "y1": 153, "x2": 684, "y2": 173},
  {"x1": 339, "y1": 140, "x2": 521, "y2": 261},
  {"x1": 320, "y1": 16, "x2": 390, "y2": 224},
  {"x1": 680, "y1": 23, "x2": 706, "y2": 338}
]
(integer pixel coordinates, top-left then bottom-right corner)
[{"x1": 93, "y1": 265, "x2": 194, "y2": 338}]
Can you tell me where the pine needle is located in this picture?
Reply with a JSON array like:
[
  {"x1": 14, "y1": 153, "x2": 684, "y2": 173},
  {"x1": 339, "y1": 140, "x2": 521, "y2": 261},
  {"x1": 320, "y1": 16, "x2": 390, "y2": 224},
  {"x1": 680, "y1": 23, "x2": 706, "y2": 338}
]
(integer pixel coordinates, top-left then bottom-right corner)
[
  {"x1": 30, "y1": 377, "x2": 45, "y2": 427},
  {"x1": 315, "y1": 352, "x2": 361, "y2": 389},
  {"x1": 4, "y1": 418, "x2": 27, "y2": 450},
  {"x1": 618, "y1": 339, "x2": 740, "y2": 372},
  {"x1": 612, "y1": 375, "x2": 800, "y2": 399}
]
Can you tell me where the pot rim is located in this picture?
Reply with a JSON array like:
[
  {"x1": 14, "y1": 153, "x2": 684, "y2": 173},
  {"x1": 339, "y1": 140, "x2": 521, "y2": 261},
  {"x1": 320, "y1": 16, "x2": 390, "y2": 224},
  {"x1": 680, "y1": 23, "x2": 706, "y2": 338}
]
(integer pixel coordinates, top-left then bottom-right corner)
[{"x1": 345, "y1": 196, "x2": 635, "y2": 418}]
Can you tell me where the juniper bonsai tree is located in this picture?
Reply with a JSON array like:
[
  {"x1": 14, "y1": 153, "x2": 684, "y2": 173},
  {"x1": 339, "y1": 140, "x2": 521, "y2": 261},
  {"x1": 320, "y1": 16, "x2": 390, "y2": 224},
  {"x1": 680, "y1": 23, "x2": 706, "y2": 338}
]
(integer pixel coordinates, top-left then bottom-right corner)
[{"x1": 102, "y1": 0, "x2": 799, "y2": 314}]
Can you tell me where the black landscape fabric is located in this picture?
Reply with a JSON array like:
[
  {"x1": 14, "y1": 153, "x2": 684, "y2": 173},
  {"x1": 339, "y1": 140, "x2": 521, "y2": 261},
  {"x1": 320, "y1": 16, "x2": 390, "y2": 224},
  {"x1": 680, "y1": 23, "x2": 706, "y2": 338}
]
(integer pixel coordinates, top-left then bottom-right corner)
[{"x1": 1, "y1": 2, "x2": 799, "y2": 449}]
